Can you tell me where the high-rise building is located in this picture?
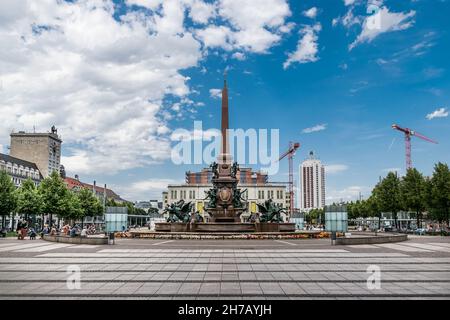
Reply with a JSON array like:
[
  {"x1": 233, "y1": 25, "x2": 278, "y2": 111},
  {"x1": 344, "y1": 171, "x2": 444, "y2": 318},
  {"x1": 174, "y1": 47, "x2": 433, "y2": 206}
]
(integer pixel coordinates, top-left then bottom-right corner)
[
  {"x1": 299, "y1": 151, "x2": 325, "y2": 211},
  {"x1": 9, "y1": 126, "x2": 62, "y2": 178}
]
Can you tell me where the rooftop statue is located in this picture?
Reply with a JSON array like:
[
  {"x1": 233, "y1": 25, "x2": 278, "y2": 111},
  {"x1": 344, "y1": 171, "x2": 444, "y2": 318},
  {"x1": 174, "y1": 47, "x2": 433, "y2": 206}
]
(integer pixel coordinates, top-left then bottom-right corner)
[
  {"x1": 210, "y1": 162, "x2": 219, "y2": 179},
  {"x1": 231, "y1": 162, "x2": 239, "y2": 178}
]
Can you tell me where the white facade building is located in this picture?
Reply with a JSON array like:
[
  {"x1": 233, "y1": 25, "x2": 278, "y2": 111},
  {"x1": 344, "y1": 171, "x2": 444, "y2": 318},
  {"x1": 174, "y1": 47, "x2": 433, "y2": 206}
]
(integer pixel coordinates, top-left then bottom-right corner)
[
  {"x1": 299, "y1": 151, "x2": 325, "y2": 212},
  {"x1": 0, "y1": 153, "x2": 43, "y2": 187}
]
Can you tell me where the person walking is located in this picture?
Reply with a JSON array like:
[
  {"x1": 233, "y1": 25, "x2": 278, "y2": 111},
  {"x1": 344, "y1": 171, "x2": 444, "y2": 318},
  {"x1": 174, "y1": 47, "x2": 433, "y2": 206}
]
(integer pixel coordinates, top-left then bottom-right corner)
[
  {"x1": 16, "y1": 220, "x2": 23, "y2": 240},
  {"x1": 20, "y1": 220, "x2": 28, "y2": 240}
]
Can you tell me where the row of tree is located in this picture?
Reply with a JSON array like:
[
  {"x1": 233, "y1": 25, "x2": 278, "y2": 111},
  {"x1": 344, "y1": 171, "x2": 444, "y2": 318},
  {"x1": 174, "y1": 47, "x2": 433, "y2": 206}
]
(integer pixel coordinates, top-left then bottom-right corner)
[
  {"x1": 0, "y1": 171, "x2": 103, "y2": 229},
  {"x1": 345, "y1": 162, "x2": 450, "y2": 228},
  {"x1": 105, "y1": 199, "x2": 158, "y2": 216}
]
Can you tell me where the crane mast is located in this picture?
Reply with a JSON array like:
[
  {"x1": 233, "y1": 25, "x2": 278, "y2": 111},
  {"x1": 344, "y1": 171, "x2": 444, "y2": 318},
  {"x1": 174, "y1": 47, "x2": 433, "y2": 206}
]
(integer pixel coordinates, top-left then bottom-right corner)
[
  {"x1": 279, "y1": 142, "x2": 300, "y2": 216},
  {"x1": 392, "y1": 124, "x2": 438, "y2": 170}
]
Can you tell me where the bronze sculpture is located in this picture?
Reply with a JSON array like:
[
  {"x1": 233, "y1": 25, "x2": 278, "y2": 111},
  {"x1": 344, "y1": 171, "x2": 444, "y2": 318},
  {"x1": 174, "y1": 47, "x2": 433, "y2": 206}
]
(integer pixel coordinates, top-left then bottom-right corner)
[
  {"x1": 257, "y1": 199, "x2": 285, "y2": 223},
  {"x1": 164, "y1": 200, "x2": 193, "y2": 223},
  {"x1": 204, "y1": 188, "x2": 218, "y2": 209}
]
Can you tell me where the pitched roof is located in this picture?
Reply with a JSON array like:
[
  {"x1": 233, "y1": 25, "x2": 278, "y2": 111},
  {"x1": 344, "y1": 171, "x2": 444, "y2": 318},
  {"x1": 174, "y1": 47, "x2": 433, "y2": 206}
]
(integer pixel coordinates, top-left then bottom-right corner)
[{"x1": 64, "y1": 177, "x2": 126, "y2": 202}]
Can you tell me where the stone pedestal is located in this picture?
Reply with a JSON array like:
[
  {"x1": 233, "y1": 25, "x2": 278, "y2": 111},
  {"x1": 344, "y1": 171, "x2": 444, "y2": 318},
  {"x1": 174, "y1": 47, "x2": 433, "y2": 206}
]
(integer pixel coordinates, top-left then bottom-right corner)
[
  {"x1": 155, "y1": 222, "x2": 190, "y2": 232},
  {"x1": 255, "y1": 223, "x2": 296, "y2": 233},
  {"x1": 192, "y1": 223, "x2": 256, "y2": 233},
  {"x1": 155, "y1": 222, "x2": 171, "y2": 232}
]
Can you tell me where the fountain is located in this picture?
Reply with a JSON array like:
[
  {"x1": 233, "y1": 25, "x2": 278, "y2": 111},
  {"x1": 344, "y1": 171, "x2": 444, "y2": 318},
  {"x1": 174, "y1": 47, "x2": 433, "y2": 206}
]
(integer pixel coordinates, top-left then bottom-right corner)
[{"x1": 155, "y1": 76, "x2": 295, "y2": 233}]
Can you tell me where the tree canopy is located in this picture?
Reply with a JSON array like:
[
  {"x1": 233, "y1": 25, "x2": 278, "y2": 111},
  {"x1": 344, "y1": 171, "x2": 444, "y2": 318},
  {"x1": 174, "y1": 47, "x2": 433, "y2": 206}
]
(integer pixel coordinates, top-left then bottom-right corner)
[
  {"x1": 17, "y1": 178, "x2": 43, "y2": 218},
  {"x1": 0, "y1": 171, "x2": 17, "y2": 226}
]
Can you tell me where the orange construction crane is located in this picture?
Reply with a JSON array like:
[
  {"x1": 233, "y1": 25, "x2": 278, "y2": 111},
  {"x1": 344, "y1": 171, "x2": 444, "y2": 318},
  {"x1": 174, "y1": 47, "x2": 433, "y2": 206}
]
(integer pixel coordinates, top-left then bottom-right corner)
[
  {"x1": 392, "y1": 124, "x2": 438, "y2": 170},
  {"x1": 279, "y1": 142, "x2": 300, "y2": 216}
]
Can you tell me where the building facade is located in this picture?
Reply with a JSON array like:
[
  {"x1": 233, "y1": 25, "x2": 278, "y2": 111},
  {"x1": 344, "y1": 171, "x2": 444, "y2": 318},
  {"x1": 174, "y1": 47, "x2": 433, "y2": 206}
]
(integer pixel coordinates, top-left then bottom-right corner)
[
  {"x1": 10, "y1": 127, "x2": 62, "y2": 178},
  {"x1": 134, "y1": 200, "x2": 163, "y2": 212},
  {"x1": 164, "y1": 167, "x2": 289, "y2": 221},
  {"x1": 64, "y1": 176, "x2": 126, "y2": 204},
  {"x1": 0, "y1": 153, "x2": 43, "y2": 187},
  {"x1": 299, "y1": 151, "x2": 326, "y2": 212},
  {"x1": 185, "y1": 167, "x2": 268, "y2": 184}
]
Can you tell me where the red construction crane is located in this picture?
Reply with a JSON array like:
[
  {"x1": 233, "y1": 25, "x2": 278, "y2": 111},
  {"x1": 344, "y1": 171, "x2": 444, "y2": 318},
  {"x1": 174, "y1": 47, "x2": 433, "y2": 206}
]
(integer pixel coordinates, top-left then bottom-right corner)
[
  {"x1": 279, "y1": 142, "x2": 300, "y2": 216},
  {"x1": 392, "y1": 124, "x2": 438, "y2": 170}
]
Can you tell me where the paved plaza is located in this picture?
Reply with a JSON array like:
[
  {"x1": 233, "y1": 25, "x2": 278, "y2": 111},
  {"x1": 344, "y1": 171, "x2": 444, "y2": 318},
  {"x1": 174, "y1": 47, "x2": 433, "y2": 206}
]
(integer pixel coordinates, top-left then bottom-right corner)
[{"x1": 0, "y1": 236, "x2": 450, "y2": 300}]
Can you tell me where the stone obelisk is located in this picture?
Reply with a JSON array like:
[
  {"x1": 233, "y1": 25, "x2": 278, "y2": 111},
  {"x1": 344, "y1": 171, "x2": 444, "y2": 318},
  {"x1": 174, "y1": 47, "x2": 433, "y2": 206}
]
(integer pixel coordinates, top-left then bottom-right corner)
[
  {"x1": 208, "y1": 74, "x2": 242, "y2": 222},
  {"x1": 218, "y1": 76, "x2": 232, "y2": 169}
]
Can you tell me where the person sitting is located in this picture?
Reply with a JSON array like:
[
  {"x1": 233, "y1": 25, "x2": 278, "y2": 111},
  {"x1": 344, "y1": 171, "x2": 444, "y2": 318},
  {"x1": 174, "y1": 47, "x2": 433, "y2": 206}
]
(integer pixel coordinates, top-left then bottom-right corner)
[
  {"x1": 41, "y1": 225, "x2": 49, "y2": 237},
  {"x1": 28, "y1": 228, "x2": 37, "y2": 240},
  {"x1": 62, "y1": 224, "x2": 70, "y2": 236},
  {"x1": 80, "y1": 227, "x2": 88, "y2": 238},
  {"x1": 69, "y1": 226, "x2": 77, "y2": 237},
  {"x1": 50, "y1": 226, "x2": 57, "y2": 236}
]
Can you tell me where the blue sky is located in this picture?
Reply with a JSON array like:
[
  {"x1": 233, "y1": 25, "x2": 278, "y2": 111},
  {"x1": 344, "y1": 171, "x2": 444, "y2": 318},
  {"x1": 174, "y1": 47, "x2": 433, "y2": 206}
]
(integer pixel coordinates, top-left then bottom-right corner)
[{"x1": 0, "y1": 0, "x2": 449, "y2": 202}]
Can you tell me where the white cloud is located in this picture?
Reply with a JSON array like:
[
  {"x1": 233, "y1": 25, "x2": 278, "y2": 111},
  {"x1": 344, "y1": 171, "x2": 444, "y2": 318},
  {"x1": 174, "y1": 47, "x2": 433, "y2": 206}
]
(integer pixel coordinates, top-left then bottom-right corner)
[
  {"x1": 194, "y1": 0, "x2": 292, "y2": 53},
  {"x1": 114, "y1": 178, "x2": 182, "y2": 201},
  {"x1": 344, "y1": 0, "x2": 356, "y2": 6},
  {"x1": 303, "y1": 7, "x2": 318, "y2": 19},
  {"x1": 195, "y1": 25, "x2": 234, "y2": 50},
  {"x1": 326, "y1": 186, "x2": 366, "y2": 203},
  {"x1": 301, "y1": 123, "x2": 327, "y2": 134},
  {"x1": 284, "y1": 23, "x2": 321, "y2": 69},
  {"x1": 170, "y1": 128, "x2": 220, "y2": 141},
  {"x1": 332, "y1": 6, "x2": 361, "y2": 29},
  {"x1": 426, "y1": 108, "x2": 448, "y2": 120},
  {"x1": 0, "y1": 0, "x2": 203, "y2": 176},
  {"x1": 216, "y1": 0, "x2": 292, "y2": 53},
  {"x1": 342, "y1": 7, "x2": 361, "y2": 28},
  {"x1": 325, "y1": 164, "x2": 349, "y2": 174},
  {"x1": 231, "y1": 52, "x2": 246, "y2": 60},
  {"x1": 349, "y1": 6, "x2": 416, "y2": 50},
  {"x1": 0, "y1": 0, "x2": 294, "y2": 178},
  {"x1": 187, "y1": 0, "x2": 217, "y2": 24},
  {"x1": 209, "y1": 88, "x2": 222, "y2": 99},
  {"x1": 126, "y1": 0, "x2": 163, "y2": 10}
]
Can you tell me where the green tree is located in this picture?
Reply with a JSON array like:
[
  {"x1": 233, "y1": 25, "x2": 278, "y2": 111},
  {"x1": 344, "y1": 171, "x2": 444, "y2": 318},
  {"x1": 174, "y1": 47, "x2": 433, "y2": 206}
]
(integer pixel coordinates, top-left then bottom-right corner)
[
  {"x1": 356, "y1": 200, "x2": 370, "y2": 218},
  {"x1": 125, "y1": 202, "x2": 136, "y2": 215},
  {"x1": 64, "y1": 192, "x2": 84, "y2": 223},
  {"x1": 400, "y1": 168, "x2": 427, "y2": 228},
  {"x1": 17, "y1": 178, "x2": 43, "y2": 223},
  {"x1": 106, "y1": 198, "x2": 118, "y2": 207},
  {"x1": 0, "y1": 171, "x2": 17, "y2": 229},
  {"x1": 428, "y1": 162, "x2": 450, "y2": 225},
  {"x1": 367, "y1": 186, "x2": 382, "y2": 229},
  {"x1": 307, "y1": 208, "x2": 325, "y2": 225},
  {"x1": 347, "y1": 201, "x2": 357, "y2": 220},
  {"x1": 77, "y1": 188, "x2": 103, "y2": 226},
  {"x1": 377, "y1": 172, "x2": 403, "y2": 229},
  {"x1": 38, "y1": 171, "x2": 71, "y2": 226}
]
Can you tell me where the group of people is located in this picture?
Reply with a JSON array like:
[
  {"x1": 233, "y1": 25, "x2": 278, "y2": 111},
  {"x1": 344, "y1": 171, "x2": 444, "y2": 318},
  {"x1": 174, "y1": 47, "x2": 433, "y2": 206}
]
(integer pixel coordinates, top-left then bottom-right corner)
[{"x1": 41, "y1": 223, "x2": 97, "y2": 238}]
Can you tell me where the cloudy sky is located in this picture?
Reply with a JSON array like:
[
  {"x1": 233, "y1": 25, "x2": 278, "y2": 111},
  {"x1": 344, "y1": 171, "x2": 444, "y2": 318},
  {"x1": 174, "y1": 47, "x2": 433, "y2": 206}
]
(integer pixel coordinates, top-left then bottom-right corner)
[{"x1": 0, "y1": 0, "x2": 449, "y2": 203}]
